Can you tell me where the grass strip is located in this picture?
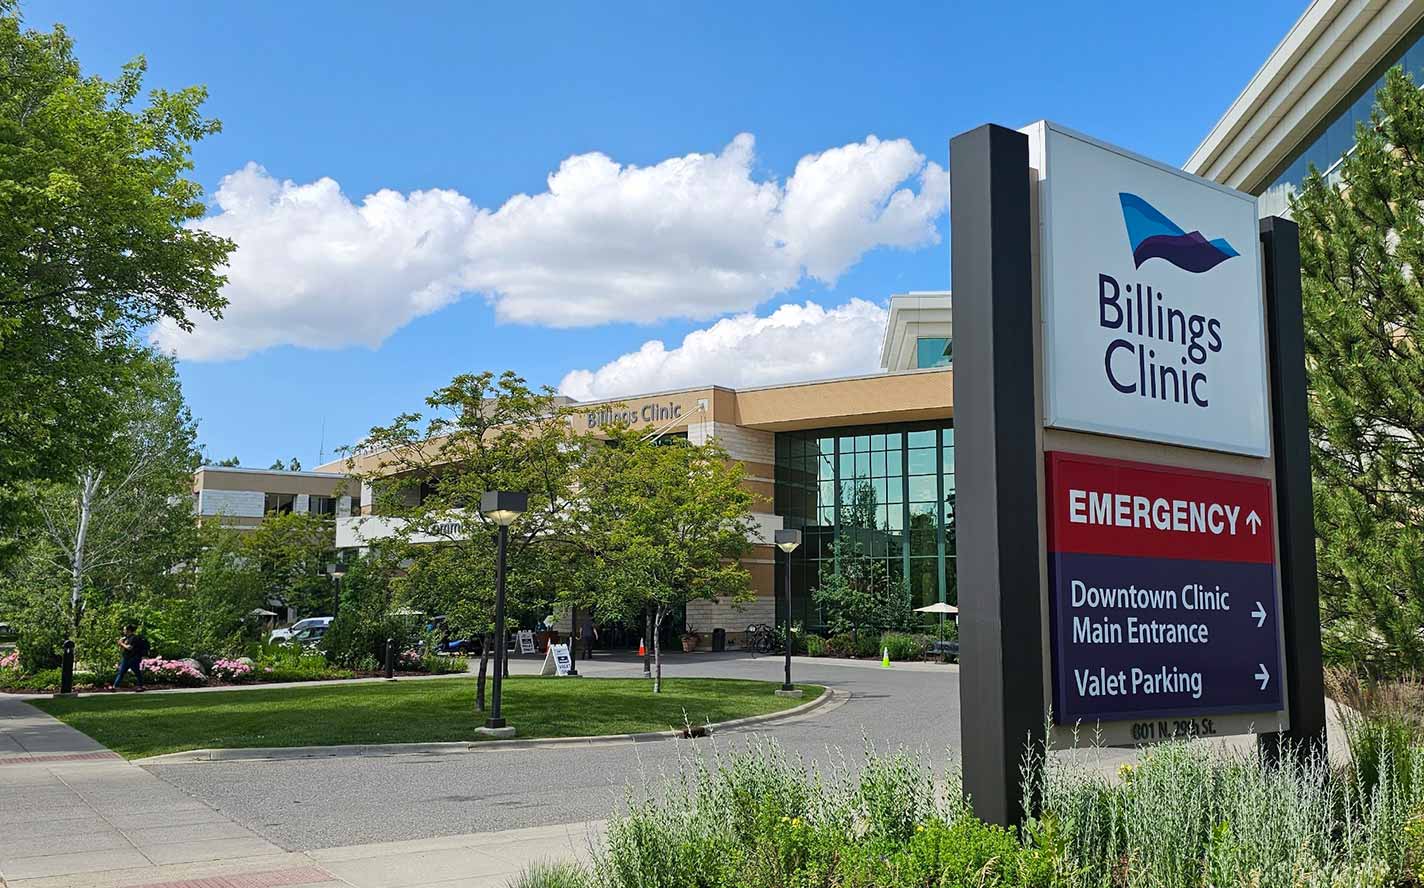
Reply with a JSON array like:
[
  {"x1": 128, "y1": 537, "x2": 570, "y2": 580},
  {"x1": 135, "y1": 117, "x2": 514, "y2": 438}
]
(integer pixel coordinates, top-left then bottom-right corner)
[{"x1": 33, "y1": 676, "x2": 823, "y2": 759}]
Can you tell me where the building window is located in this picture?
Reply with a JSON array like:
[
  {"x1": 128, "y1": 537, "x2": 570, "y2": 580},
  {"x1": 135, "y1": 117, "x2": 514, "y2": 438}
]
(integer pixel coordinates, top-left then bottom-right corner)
[
  {"x1": 774, "y1": 422, "x2": 955, "y2": 633},
  {"x1": 915, "y1": 337, "x2": 951, "y2": 369},
  {"x1": 310, "y1": 495, "x2": 337, "y2": 516},
  {"x1": 1261, "y1": 28, "x2": 1424, "y2": 215},
  {"x1": 264, "y1": 492, "x2": 295, "y2": 515}
]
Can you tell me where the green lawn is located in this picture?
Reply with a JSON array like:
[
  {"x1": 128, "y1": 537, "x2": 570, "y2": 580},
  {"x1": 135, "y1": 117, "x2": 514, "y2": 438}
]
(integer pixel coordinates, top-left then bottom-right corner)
[{"x1": 33, "y1": 676, "x2": 823, "y2": 759}]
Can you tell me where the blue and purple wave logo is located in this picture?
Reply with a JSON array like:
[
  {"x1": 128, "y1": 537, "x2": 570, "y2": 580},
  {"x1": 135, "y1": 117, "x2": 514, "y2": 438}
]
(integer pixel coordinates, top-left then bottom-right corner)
[{"x1": 1119, "y1": 193, "x2": 1238, "y2": 273}]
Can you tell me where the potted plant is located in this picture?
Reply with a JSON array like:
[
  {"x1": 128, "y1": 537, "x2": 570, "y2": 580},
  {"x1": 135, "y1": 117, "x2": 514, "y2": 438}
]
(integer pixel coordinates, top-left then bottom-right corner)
[{"x1": 680, "y1": 631, "x2": 701, "y2": 653}]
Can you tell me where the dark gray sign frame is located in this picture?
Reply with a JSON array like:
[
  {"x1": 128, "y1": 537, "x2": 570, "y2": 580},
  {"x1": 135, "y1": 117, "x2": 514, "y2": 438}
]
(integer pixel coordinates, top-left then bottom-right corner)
[{"x1": 950, "y1": 124, "x2": 1326, "y2": 827}]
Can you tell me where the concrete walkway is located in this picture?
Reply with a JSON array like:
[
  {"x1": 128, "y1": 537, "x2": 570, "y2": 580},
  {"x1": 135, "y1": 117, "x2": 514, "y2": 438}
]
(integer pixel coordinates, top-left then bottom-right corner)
[{"x1": 0, "y1": 697, "x2": 597, "y2": 888}]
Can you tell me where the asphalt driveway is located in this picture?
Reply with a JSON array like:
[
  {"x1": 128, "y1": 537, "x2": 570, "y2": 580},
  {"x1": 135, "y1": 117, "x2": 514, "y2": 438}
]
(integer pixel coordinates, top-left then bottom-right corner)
[{"x1": 145, "y1": 652, "x2": 972, "y2": 850}]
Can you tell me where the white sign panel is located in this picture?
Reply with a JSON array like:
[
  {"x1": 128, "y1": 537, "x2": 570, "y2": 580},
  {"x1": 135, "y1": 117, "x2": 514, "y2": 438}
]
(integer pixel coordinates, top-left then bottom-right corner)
[
  {"x1": 551, "y1": 644, "x2": 572, "y2": 676},
  {"x1": 1029, "y1": 122, "x2": 1269, "y2": 456}
]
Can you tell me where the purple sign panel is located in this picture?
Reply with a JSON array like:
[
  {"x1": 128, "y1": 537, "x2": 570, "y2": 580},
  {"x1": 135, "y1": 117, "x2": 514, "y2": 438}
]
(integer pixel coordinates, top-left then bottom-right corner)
[{"x1": 1049, "y1": 552, "x2": 1283, "y2": 721}]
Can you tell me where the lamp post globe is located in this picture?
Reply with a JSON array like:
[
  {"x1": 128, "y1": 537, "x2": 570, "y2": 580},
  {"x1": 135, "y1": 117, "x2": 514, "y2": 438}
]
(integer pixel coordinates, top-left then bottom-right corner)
[
  {"x1": 479, "y1": 491, "x2": 527, "y2": 735},
  {"x1": 774, "y1": 528, "x2": 801, "y2": 693}
]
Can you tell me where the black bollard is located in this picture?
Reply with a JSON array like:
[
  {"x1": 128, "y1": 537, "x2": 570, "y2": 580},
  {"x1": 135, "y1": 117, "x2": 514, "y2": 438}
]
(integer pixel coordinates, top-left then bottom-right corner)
[
  {"x1": 59, "y1": 640, "x2": 75, "y2": 696},
  {"x1": 384, "y1": 637, "x2": 395, "y2": 680}
]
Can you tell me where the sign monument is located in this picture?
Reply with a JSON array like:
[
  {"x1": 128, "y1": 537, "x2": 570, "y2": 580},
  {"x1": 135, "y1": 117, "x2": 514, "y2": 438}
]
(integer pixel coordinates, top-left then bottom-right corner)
[{"x1": 952, "y1": 121, "x2": 1325, "y2": 826}]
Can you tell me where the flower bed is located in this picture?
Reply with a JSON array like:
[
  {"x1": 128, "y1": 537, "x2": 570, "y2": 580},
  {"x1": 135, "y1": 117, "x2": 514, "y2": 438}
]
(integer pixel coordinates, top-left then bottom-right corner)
[
  {"x1": 0, "y1": 644, "x2": 461, "y2": 693},
  {"x1": 210, "y1": 658, "x2": 255, "y2": 682},
  {"x1": 138, "y1": 657, "x2": 207, "y2": 687}
]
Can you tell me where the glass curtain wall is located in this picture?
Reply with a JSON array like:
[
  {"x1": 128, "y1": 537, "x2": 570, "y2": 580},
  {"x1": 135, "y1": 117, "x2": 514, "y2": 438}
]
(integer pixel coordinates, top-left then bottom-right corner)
[
  {"x1": 1261, "y1": 27, "x2": 1424, "y2": 216},
  {"x1": 773, "y1": 422, "x2": 955, "y2": 632}
]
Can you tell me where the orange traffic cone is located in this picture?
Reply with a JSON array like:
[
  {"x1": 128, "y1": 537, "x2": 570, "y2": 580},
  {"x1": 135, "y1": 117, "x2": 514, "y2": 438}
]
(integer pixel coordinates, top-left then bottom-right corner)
[{"x1": 638, "y1": 638, "x2": 646, "y2": 657}]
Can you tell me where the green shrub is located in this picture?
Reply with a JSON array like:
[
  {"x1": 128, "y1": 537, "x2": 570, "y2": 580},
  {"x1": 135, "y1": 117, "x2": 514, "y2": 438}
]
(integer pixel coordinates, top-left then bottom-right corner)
[
  {"x1": 322, "y1": 610, "x2": 422, "y2": 668},
  {"x1": 423, "y1": 654, "x2": 468, "y2": 675},
  {"x1": 824, "y1": 633, "x2": 881, "y2": 659},
  {"x1": 803, "y1": 634, "x2": 827, "y2": 657},
  {"x1": 511, "y1": 862, "x2": 591, "y2": 888},
  {"x1": 523, "y1": 726, "x2": 1424, "y2": 888},
  {"x1": 854, "y1": 633, "x2": 880, "y2": 658},
  {"x1": 0, "y1": 668, "x2": 101, "y2": 692},
  {"x1": 257, "y1": 663, "x2": 354, "y2": 683},
  {"x1": 247, "y1": 641, "x2": 352, "y2": 682},
  {"x1": 880, "y1": 632, "x2": 930, "y2": 661}
]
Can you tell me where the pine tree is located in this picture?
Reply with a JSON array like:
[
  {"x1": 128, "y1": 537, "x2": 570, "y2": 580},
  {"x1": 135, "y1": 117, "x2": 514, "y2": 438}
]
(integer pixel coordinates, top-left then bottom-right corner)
[{"x1": 1294, "y1": 66, "x2": 1424, "y2": 674}]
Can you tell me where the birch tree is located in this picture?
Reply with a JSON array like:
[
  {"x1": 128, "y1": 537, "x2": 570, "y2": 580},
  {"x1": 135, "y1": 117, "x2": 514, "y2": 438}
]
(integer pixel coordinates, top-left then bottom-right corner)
[{"x1": 29, "y1": 351, "x2": 200, "y2": 641}]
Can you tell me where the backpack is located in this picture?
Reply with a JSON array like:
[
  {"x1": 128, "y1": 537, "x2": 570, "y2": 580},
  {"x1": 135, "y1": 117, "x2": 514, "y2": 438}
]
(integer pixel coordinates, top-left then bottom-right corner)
[{"x1": 131, "y1": 635, "x2": 150, "y2": 658}]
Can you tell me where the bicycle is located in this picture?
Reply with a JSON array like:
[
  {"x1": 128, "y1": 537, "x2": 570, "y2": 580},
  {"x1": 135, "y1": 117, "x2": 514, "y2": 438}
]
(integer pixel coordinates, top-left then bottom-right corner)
[{"x1": 745, "y1": 622, "x2": 776, "y2": 654}]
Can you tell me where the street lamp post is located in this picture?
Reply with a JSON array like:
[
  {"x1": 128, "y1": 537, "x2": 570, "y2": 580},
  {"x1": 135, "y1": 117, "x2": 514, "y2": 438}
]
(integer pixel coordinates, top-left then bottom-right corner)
[
  {"x1": 774, "y1": 528, "x2": 802, "y2": 696},
  {"x1": 479, "y1": 490, "x2": 527, "y2": 737},
  {"x1": 329, "y1": 561, "x2": 347, "y2": 618}
]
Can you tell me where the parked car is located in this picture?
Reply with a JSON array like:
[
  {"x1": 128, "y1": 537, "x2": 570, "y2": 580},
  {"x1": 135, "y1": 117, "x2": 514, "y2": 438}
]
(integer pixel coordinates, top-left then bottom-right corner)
[
  {"x1": 289, "y1": 625, "x2": 329, "y2": 649},
  {"x1": 269, "y1": 616, "x2": 332, "y2": 643},
  {"x1": 424, "y1": 615, "x2": 473, "y2": 654}
]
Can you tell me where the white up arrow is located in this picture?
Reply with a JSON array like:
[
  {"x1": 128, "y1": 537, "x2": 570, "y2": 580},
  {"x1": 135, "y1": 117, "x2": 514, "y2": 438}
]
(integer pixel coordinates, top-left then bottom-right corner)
[
  {"x1": 1254, "y1": 664, "x2": 1270, "y2": 690},
  {"x1": 1252, "y1": 601, "x2": 1266, "y2": 628},
  {"x1": 1246, "y1": 510, "x2": 1262, "y2": 534}
]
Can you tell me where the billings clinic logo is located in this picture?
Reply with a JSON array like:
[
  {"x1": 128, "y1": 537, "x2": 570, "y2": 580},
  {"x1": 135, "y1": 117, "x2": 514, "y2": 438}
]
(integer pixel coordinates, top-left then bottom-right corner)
[{"x1": 1092, "y1": 194, "x2": 1238, "y2": 409}]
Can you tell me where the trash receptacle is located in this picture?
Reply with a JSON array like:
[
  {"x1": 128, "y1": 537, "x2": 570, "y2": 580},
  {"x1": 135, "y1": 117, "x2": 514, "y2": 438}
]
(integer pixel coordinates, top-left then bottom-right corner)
[{"x1": 711, "y1": 628, "x2": 726, "y2": 652}]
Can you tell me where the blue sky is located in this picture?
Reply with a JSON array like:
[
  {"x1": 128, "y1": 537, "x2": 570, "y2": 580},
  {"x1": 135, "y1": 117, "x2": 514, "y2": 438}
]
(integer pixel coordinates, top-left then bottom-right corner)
[{"x1": 31, "y1": 1, "x2": 1304, "y2": 469}]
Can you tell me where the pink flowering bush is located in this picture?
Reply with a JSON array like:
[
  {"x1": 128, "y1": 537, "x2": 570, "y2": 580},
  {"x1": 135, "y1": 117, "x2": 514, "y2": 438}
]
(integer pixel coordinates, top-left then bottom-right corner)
[
  {"x1": 398, "y1": 649, "x2": 424, "y2": 670},
  {"x1": 0, "y1": 649, "x2": 19, "y2": 671},
  {"x1": 210, "y1": 658, "x2": 254, "y2": 682},
  {"x1": 139, "y1": 656, "x2": 207, "y2": 687}
]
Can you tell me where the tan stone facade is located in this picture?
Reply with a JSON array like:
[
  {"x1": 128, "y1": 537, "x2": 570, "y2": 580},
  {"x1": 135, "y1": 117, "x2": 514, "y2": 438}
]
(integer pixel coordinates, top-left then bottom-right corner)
[{"x1": 302, "y1": 347, "x2": 955, "y2": 642}]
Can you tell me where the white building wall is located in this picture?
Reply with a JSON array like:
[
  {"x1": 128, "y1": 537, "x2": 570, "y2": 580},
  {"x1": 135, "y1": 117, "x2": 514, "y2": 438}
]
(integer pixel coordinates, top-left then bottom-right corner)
[{"x1": 199, "y1": 489, "x2": 265, "y2": 519}]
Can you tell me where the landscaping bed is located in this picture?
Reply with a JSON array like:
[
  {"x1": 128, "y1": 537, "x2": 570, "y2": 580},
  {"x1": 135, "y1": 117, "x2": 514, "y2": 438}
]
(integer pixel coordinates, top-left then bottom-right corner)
[
  {"x1": 512, "y1": 725, "x2": 1424, "y2": 888},
  {"x1": 0, "y1": 645, "x2": 467, "y2": 693},
  {"x1": 32, "y1": 676, "x2": 824, "y2": 759},
  {"x1": 801, "y1": 630, "x2": 955, "y2": 662}
]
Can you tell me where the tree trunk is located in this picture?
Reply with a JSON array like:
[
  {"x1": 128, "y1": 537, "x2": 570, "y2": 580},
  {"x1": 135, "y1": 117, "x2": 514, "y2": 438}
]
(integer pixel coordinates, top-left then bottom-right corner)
[
  {"x1": 653, "y1": 605, "x2": 664, "y2": 694},
  {"x1": 475, "y1": 631, "x2": 491, "y2": 712},
  {"x1": 69, "y1": 470, "x2": 100, "y2": 638}
]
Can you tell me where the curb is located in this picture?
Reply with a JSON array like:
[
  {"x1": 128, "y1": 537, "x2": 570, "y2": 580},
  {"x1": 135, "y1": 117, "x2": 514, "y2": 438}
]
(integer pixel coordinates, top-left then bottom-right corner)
[{"x1": 135, "y1": 686, "x2": 842, "y2": 765}]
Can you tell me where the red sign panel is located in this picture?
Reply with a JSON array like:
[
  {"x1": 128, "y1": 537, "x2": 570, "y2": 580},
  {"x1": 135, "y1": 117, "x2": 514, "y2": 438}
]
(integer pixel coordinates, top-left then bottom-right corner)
[{"x1": 1045, "y1": 452, "x2": 1275, "y2": 565}]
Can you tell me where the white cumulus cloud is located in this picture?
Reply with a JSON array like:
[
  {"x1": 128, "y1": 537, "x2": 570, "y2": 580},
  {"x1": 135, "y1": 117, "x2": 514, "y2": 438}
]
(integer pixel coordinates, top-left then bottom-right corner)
[
  {"x1": 558, "y1": 299, "x2": 888, "y2": 401},
  {"x1": 156, "y1": 134, "x2": 945, "y2": 361}
]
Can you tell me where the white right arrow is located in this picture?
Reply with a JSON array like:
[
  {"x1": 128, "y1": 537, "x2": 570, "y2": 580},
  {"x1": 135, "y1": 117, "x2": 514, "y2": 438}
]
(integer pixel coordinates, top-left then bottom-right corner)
[
  {"x1": 1252, "y1": 601, "x2": 1266, "y2": 628},
  {"x1": 1246, "y1": 510, "x2": 1262, "y2": 534},
  {"x1": 1255, "y1": 664, "x2": 1270, "y2": 690}
]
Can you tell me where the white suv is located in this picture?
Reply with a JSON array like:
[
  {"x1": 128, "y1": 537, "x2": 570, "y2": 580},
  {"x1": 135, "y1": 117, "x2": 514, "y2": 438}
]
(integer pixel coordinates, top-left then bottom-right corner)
[{"x1": 269, "y1": 616, "x2": 332, "y2": 643}]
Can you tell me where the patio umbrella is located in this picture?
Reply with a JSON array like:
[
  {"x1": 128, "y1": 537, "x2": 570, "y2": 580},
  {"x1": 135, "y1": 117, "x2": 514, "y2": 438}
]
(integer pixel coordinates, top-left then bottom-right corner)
[
  {"x1": 248, "y1": 608, "x2": 278, "y2": 617},
  {"x1": 914, "y1": 602, "x2": 959, "y2": 645}
]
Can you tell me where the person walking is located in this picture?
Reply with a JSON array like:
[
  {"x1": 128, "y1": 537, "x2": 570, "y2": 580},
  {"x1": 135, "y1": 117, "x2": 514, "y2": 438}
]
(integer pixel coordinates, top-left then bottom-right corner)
[
  {"x1": 579, "y1": 612, "x2": 598, "y2": 661},
  {"x1": 113, "y1": 624, "x2": 149, "y2": 691}
]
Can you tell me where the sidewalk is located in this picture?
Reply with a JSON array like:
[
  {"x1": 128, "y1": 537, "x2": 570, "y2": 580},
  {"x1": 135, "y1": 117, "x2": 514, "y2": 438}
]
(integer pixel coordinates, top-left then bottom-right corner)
[{"x1": 0, "y1": 697, "x2": 596, "y2": 888}]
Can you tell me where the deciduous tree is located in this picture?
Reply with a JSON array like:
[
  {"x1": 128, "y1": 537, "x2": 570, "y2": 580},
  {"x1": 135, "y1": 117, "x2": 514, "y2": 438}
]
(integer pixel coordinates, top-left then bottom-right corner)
[
  {"x1": 578, "y1": 429, "x2": 757, "y2": 692},
  {"x1": 346, "y1": 371, "x2": 590, "y2": 708},
  {"x1": 0, "y1": 7, "x2": 232, "y2": 552}
]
